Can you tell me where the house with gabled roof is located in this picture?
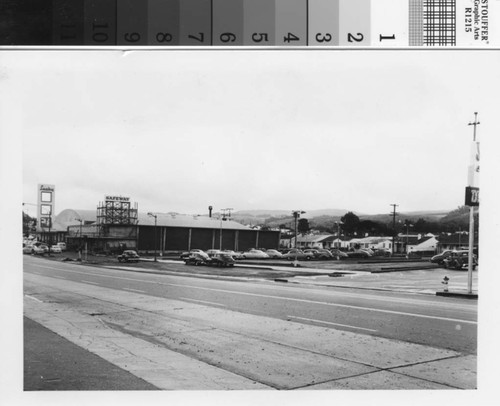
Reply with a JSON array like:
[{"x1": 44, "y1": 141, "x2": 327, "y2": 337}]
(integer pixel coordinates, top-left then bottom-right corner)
[
  {"x1": 406, "y1": 235, "x2": 438, "y2": 254},
  {"x1": 292, "y1": 234, "x2": 333, "y2": 249}
]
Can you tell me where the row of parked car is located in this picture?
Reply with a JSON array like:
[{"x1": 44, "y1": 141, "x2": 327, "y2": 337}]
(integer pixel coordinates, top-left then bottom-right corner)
[
  {"x1": 180, "y1": 247, "x2": 390, "y2": 263},
  {"x1": 430, "y1": 250, "x2": 478, "y2": 270},
  {"x1": 22, "y1": 241, "x2": 66, "y2": 255}
]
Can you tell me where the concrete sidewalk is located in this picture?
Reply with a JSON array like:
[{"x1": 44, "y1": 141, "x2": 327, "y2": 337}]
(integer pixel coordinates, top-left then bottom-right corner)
[{"x1": 24, "y1": 316, "x2": 158, "y2": 391}]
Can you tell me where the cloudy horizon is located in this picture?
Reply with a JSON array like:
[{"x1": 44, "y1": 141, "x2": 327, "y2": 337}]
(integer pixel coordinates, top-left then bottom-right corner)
[{"x1": 5, "y1": 50, "x2": 498, "y2": 218}]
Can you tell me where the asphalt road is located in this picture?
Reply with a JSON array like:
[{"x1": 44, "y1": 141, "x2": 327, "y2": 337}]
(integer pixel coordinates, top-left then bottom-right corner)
[{"x1": 24, "y1": 256, "x2": 477, "y2": 354}]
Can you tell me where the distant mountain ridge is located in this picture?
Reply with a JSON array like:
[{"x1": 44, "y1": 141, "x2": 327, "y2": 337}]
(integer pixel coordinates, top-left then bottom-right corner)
[
  {"x1": 232, "y1": 208, "x2": 450, "y2": 220},
  {"x1": 233, "y1": 209, "x2": 358, "y2": 218},
  {"x1": 230, "y1": 208, "x2": 454, "y2": 227}
]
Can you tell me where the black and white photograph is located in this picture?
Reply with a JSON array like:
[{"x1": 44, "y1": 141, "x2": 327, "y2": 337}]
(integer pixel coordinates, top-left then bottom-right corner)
[{"x1": 1, "y1": 7, "x2": 500, "y2": 406}]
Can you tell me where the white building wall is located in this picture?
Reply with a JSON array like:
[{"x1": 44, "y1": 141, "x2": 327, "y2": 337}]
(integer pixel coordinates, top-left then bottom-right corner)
[{"x1": 407, "y1": 237, "x2": 438, "y2": 253}]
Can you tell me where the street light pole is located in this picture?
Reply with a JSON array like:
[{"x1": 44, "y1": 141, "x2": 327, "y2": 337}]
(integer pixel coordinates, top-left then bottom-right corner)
[
  {"x1": 406, "y1": 223, "x2": 409, "y2": 253},
  {"x1": 220, "y1": 215, "x2": 223, "y2": 249},
  {"x1": 75, "y1": 218, "x2": 83, "y2": 260},
  {"x1": 147, "y1": 212, "x2": 158, "y2": 262},
  {"x1": 404, "y1": 221, "x2": 413, "y2": 257},
  {"x1": 292, "y1": 210, "x2": 305, "y2": 266}
]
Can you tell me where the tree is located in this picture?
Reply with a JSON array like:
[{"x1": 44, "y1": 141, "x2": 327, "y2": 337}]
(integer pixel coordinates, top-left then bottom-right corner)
[
  {"x1": 340, "y1": 212, "x2": 360, "y2": 236},
  {"x1": 297, "y1": 218, "x2": 310, "y2": 235},
  {"x1": 23, "y1": 212, "x2": 36, "y2": 236},
  {"x1": 413, "y1": 218, "x2": 427, "y2": 232},
  {"x1": 358, "y1": 220, "x2": 388, "y2": 236},
  {"x1": 314, "y1": 224, "x2": 331, "y2": 233}
]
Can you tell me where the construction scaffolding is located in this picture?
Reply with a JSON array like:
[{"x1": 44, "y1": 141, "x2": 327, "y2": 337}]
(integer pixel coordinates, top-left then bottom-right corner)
[{"x1": 97, "y1": 198, "x2": 138, "y2": 226}]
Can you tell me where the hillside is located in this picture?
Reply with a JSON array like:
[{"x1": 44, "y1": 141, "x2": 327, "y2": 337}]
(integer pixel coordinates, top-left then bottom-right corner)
[
  {"x1": 231, "y1": 207, "x2": 480, "y2": 235},
  {"x1": 232, "y1": 208, "x2": 354, "y2": 218}
]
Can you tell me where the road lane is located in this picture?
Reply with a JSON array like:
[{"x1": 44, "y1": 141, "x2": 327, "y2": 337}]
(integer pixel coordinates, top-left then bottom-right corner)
[
  {"x1": 24, "y1": 256, "x2": 477, "y2": 353},
  {"x1": 28, "y1": 259, "x2": 478, "y2": 314}
]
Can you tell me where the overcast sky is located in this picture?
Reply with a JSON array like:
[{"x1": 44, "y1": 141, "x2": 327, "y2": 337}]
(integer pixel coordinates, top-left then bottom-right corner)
[{"x1": 4, "y1": 50, "x2": 499, "y2": 217}]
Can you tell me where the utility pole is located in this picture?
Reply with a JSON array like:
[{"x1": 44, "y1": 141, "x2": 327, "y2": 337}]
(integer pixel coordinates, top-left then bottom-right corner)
[
  {"x1": 469, "y1": 112, "x2": 480, "y2": 142},
  {"x1": 466, "y1": 112, "x2": 480, "y2": 294},
  {"x1": 390, "y1": 204, "x2": 399, "y2": 255},
  {"x1": 292, "y1": 210, "x2": 305, "y2": 249}
]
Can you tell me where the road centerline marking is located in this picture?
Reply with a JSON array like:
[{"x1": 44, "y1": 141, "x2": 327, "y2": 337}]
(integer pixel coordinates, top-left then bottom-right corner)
[
  {"x1": 160, "y1": 282, "x2": 478, "y2": 325},
  {"x1": 287, "y1": 315, "x2": 378, "y2": 332},
  {"x1": 123, "y1": 288, "x2": 146, "y2": 293},
  {"x1": 80, "y1": 280, "x2": 99, "y2": 285},
  {"x1": 179, "y1": 297, "x2": 226, "y2": 307}
]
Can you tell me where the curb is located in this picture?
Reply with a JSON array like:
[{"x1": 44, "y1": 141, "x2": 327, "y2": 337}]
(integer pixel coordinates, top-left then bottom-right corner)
[{"x1": 436, "y1": 291, "x2": 478, "y2": 299}]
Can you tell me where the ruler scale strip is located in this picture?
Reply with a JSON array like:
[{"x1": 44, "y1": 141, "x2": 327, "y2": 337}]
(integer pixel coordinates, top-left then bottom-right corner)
[{"x1": 0, "y1": 0, "x2": 497, "y2": 47}]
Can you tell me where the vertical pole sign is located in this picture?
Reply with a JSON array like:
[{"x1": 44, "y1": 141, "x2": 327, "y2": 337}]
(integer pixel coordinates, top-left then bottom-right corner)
[
  {"x1": 37, "y1": 184, "x2": 55, "y2": 234},
  {"x1": 465, "y1": 113, "x2": 480, "y2": 294}
]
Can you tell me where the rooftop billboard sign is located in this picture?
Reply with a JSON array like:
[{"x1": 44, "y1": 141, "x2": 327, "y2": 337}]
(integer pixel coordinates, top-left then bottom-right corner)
[{"x1": 104, "y1": 195, "x2": 130, "y2": 202}]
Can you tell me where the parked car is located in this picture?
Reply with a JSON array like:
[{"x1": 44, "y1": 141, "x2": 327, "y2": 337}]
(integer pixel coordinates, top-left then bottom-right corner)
[
  {"x1": 207, "y1": 253, "x2": 236, "y2": 268},
  {"x1": 372, "y1": 248, "x2": 392, "y2": 257},
  {"x1": 347, "y1": 249, "x2": 372, "y2": 258},
  {"x1": 442, "y1": 251, "x2": 478, "y2": 270},
  {"x1": 206, "y1": 249, "x2": 223, "y2": 257},
  {"x1": 304, "y1": 249, "x2": 333, "y2": 259},
  {"x1": 117, "y1": 250, "x2": 140, "y2": 263},
  {"x1": 184, "y1": 252, "x2": 211, "y2": 266},
  {"x1": 302, "y1": 249, "x2": 321, "y2": 259},
  {"x1": 329, "y1": 249, "x2": 349, "y2": 259},
  {"x1": 31, "y1": 243, "x2": 49, "y2": 255},
  {"x1": 240, "y1": 249, "x2": 269, "y2": 259},
  {"x1": 180, "y1": 249, "x2": 209, "y2": 259},
  {"x1": 317, "y1": 249, "x2": 334, "y2": 258},
  {"x1": 50, "y1": 245, "x2": 62, "y2": 253},
  {"x1": 430, "y1": 250, "x2": 454, "y2": 265},
  {"x1": 184, "y1": 252, "x2": 235, "y2": 267},
  {"x1": 56, "y1": 242, "x2": 67, "y2": 251},
  {"x1": 22, "y1": 243, "x2": 32, "y2": 254},
  {"x1": 265, "y1": 249, "x2": 283, "y2": 259},
  {"x1": 282, "y1": 249, "x2": 314, "y2": 260},
  {"x1": 222, "y1": 250, "x2": 243, "y2": 259}
]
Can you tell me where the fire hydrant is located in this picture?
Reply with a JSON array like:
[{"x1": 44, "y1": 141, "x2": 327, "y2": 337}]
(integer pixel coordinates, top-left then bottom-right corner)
[{"x1": 441, "y1": 276, "x2": 449, "y2": 292}]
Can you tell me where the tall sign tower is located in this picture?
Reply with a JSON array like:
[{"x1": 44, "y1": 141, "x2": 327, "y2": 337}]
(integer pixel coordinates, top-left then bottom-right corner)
[{"x1": 37, "y1": 184, "x2": 55, "y2": 232}]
